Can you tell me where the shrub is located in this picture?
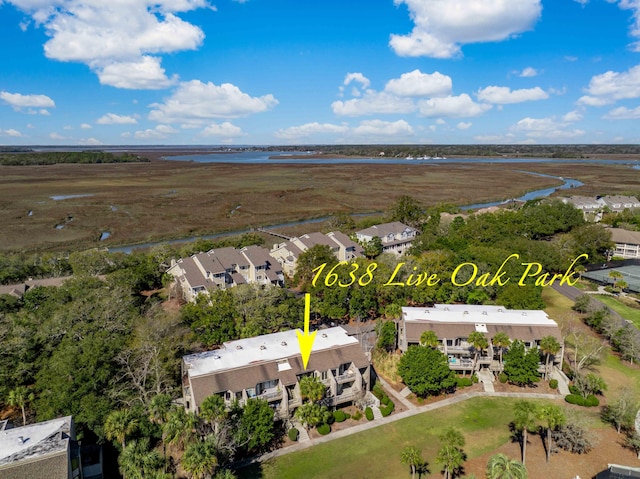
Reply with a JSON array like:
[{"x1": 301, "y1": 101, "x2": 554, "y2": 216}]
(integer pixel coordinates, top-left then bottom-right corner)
[
  {"x1": 565, "y1": 394, "x2": 584, "y2": 405},
  {"x1": 585, "y1": 395, "x2": 600, "y2": 407},
  {"x1": 352, "y1": 410, "x2": 362, "y2": 421},
  {"x1": 372, "y1": 383, "x2": 385, "y2": 400},
  {"x1": 365, "y1": 407, "x2": 374, "y2": 421},
  {"x1": 569, "y1": 385, "x2": 580, "y2": 395},
  {"x1": 549, "y1": 379, "x2": 558, "y2": 389},
  {"x1": 345, "y1": 413, "x2": 351, "y2": 419},
  {"x1": 456, "y1": 377, "x2": 473, "y2": 388},
  {"x1": 471, "y1": 373, "x2": 479, "y2": 383},
  {"x1": 317, "y1": 423, "x2": 330, "y2": 435},
  {"x1": 381, "y1": 395, "x2": 392, "y2": 407},
  {"x1": 333, "y1": 410, "x2": 347, "y2": 423},
  {"x1": 499, "y1": 372, "x2": 508, "y2": 383},
  {"x1": 288, "y1": 428, "x2": 299, "y2": 442},
  {"x1": 380, "y1": 401, "x2": 395, "y2": 417},
  {"x1": 552, "y1": 423, "x2": 593, "y2": 454}
]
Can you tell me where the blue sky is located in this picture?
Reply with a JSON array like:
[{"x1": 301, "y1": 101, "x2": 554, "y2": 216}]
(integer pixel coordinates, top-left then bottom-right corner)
[{"x1": 1, "y1": 0, "x2": 639, "y2": 145}]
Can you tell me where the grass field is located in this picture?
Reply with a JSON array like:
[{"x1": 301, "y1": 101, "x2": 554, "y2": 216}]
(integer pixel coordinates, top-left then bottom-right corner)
[
  {"x1": 1, "y1": 158, "x2": 638, "y2": 252},
  {"x1": 593, "y1": 294, "x2": 640, "y2": 329},
  {"x1": 238, "y1": 397, "x2": 550, "y2": 479}
]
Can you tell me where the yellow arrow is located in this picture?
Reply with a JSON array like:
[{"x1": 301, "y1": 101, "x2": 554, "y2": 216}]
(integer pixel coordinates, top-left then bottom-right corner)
[{"x1": 296, "y1": 293, "x2": 317, "y2": 370}]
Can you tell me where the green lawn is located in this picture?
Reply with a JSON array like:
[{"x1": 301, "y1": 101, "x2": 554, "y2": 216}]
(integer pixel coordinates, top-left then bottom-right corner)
[
  {"x1": 237, "y1": 397, "x2": 553, "y2": 479},
  {"x1": 593, "y1": 294, "x2": 640, "y2": 329}
]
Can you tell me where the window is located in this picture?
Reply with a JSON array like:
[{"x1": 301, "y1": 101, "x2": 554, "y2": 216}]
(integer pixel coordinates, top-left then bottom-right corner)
[
  {"x1": 321, "y1": 370, "x2": 328, "y2": 380},
  {"x1": 446, "y1": 339, "x2": 453, "y2": 346}
]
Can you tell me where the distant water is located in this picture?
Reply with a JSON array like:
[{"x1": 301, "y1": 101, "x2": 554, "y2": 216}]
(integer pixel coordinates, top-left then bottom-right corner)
[{"x1": 166, "y1": 151, "x2": 640, "y2": 167}]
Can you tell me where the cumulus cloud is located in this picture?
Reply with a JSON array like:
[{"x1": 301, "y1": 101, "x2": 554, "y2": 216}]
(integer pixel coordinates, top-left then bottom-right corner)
[
  {"x1": 518, "y1": 67, "x2": 539, "y2": 77},
  {"x1": 80, "y1": 123, "x2": 92, "y2": 129},
  {"x1": 332, "y1": 90, "x2": 416, "y2": 116},
  {"x1": 0, "y1": 128, "x2": 23, "y2": 137},
  {"x1": 49, "y1": 132, "x2": 68, "y2": 140},
  {"x1": 0, "y1": 90, "x2": 55, "y2": 113},
  {"x1": 200, "y1": 122, "x2": 245, "y2": 138},
  {"x1": 7, "y1": 0, "x2": 208, "y2": 89},
  {"x1": 149, "y1": 80, "x2": 278, "y2": 124},
  {"x1": 343, "y1": 72, "x2": 371, "y2": 89},
  {"x1": 457, "y1": 122, "x2": 472, "y2": 130},
  {"x1": 384, "y1": 70, "x2": 452, "y2": 97},
  {"x1": 418, "y1": 94, "x2": 492, "y2": 117},
  {"x1": 580, "y1": 64, "x2": 640, "y2": 105},
  {"x1": 389, "y1": 0, "x2": 542, "y2": 58},
  {"x1": 603, "y1": 105, "x2": 640, "y2": 119},
  {"x1": 351, "y1": 119, "x2": 415, "y2": 138},
  {"x1": 78, "y1": 137, "x2": 103, "y2": 145},
  {"x1": 511, "y1": 116, "x2": 585, "y2": 139},
  {"x1": 274, "y1": 122, "x2": 349, "y2": 140},
  {"x1": 562, "y1": 110, "x2": 583, "y2": 122},
  {"x1": 476, "y1": 85, "x2": 549, "y2": 104},
  {"x1": 96, "y1": 113, "x2": 138, "y2": 125},
  {"x1": 133, "y1": 124, "x2": 178, "y2": 139}
]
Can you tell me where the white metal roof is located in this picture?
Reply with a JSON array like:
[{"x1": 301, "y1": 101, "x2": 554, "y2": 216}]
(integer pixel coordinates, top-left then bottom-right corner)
[
  {"x1": 184, "y1": 326, "x2": 358, "y2": 377},
  {"x1": 402, "y1": 304, "x2": 557, "y2": 326},
  {"x1": 0, "y1": 416, "x2": 71, "y2": 465}
]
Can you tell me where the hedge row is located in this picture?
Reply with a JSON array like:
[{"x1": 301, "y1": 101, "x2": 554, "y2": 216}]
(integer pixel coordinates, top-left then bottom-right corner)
[{"x1": 565, "y1": 394, "x2": 599, "y2": 407}]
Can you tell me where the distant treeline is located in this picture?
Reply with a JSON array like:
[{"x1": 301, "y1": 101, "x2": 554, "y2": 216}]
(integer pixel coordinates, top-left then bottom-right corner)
[
  {"x1": 263, "y1": 144, "x2": 640, "y2": 158},
  {"x1": 0, "y1": 151, "x2": 150, "y2": 166}
]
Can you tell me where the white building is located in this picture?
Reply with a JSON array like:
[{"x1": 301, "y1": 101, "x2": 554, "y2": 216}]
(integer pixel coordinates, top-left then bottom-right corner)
[{"x1": 355, "y1": 222, "x2": 418, "y2": 256}]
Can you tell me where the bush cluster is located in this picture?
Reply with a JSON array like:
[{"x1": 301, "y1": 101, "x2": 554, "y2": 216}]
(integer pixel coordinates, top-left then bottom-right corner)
[
  {"x1": 565, "y1": 394, "x2": 599, "y2": 407},
  {"x1": 288, "y1": 428, "x2": 299, "y2": 441},
  {"x1": 317, "y1": 423, "x2": 331, "y2": 435},
  {"x1": 365, "y1": 407, "x2": 374, "y2": 421},
  {"x1": 549, "y1": 379, "x2": 558, "y2": 389},
  {"x1": 456, "y1": 377, "x2": 473, "y2": 388},
  {"x1": 380, "y1": 395, "x2": 395, "y2": 417},
  {"x1": 333, "y1": 410, "x2": 347, "y2": 422},
  {"x1": 499, "y1": 372, "x2": 508, "y2": 383},
  {"x1": 352, "y1": 410, "x2": 363, "y2": 421}
]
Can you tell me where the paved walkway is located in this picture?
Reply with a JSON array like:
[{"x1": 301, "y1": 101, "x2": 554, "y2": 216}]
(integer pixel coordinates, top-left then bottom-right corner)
[
  {"x1": 239, "y1": 390, "x2": 562, "y2": 467},
  {"x1": 376, "y1": 375, "x2": 416, "y2": 410},
  {"x1": 477, "y1": 370, "x2": 495, "y2": 392}
]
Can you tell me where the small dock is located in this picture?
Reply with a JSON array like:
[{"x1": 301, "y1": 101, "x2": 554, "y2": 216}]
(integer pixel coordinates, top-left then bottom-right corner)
[{"x1": 255, "y1": 227, "x2": 292, "y2": 241}]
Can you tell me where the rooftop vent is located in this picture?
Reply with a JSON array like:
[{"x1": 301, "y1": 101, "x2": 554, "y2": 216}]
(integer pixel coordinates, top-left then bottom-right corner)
[
  {"x1": 213, "y1": 355, "x2": 221, "y2": 360},
  {"x1": 281, "y1": 341, "x2": 287, "y2": 346},
  {"x1": 322, "y1": 333, "x2": 328, "y2": 338},
  {"x1": 236, "y1": 345, "x2": 243, "y2": 350},
  {"x1": 497, "y1": 308, "x2": 503, "y2": 312},
  {"x1": 17, "y1": 436, "x2": 25, "y2": 444},
  {"x1": 444, "y1": 307, "x2": 449, "y2": 311},
  {"x1": 463, "y1": 311, "x2": 469, "y2": 315},
  {"x1": 482, "y1": 311, "x2": 487, "y2": 315},
  {"x1": 260, "y1": 345, "x2": 266, "y2": 350},
  {"x1": 522, "y1": 312, "x2": 527, "y2": 316}
]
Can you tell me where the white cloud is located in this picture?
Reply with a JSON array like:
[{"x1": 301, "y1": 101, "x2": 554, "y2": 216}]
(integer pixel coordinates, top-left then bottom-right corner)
[
  {"x1": 78, "y1": 137, "x2": 103, "y2": 145},
  {"x1": 518, "y1": 67, "x2": 539, "y2": 77},
  {"x1": 389, "y1": 0, "x2": 542, "y2": 58},
  {"x1": 562, "y1": 110, "x2": 583, "y2": 122},
  {"x1": 384, "y1": 70, "x2": 452, "y2": 97},
  {"x1": 351, "y1": 119, "x2": 415, "y2": 138},
  {"x1": 603, "y1": 105, "x2": 640, "y2": 119},
  {"x1": 149, "y1": 80, "x2": 278, "y2": 124},
  {"x1": 476, "y1": 86, "x2": 549, "y2": 104},
  {"x1": 134, "y1": 124, "x2": 178, "y2": 139},
  {"x1": 200, "y1": 122, "x2": 245, "y2": 138},
  {"x1": 274, "y1": 122, "x2": 349, "y2": 140},
  {"x1": 7, "y1": 0, "x2": 208, "y2": 89},
  {"x1": 80, "y1": 123, "x2": 92, "y2": 129},
  {"x1": 581, "y1": 65, "x2": 640, "y2": 105},
  {"x1": 0, "y1": 128, "x2": 23, "y2": 137},
  {"x1": 0, "y1": 90, "x2": 55, "y2": 113},
  {"x1": 343, "y1": 72, "x2": 371, "y2": 89},
  {"x1": 565, "y1": 55, "x2": 579, "y2": 62},
  {"x1": 418, "y1": 94, "x2": 492, "y2": 117},
  {"x1": 332, "y1": 90, "x2": 416, "y2": 116},
  {"x1": 97, "y1": 113, "x2": 138, "y2": 125},
  {"x1": 49, "y1": 132, "x2": 67, "y2": 140},
  {"x1": 474, "y1": 135, "x2": 508, "y2": 143},
  {"x1": 457, "y1": 121, "x2": 472, "y2": 130},
  {"x1": 98, "y1": 56, "x2": 178, "y2": 90},
  {"x1": 511, "y1": 116, "x2": 585, "y2": 139}
]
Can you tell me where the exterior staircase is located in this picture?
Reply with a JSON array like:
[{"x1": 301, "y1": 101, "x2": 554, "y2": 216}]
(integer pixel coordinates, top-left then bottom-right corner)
[
  {"x1": 292, "y1": 421, "x2": 310, "y2": 442},
  {"x1": 372, "y1": 406, "x2": 383, "y2": 420}
]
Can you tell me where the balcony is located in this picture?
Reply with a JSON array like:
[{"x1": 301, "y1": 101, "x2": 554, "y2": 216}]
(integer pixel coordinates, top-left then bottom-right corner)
[
  {"x1": 324, "y1": 388, "x2": 362, "y2": 406},
  {"x1": 335, "y1": 370, "x2": 356, "y2": 384},
  {"x1": 258, "y1": 388, "x2": 282, "y2": 401}
]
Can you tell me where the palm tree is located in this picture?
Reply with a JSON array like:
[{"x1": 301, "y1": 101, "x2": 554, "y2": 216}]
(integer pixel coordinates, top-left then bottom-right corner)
[
  {"x1": 609, "y1": 270, "x2": 623, "y2": 289},
  {"x1": 7, "y1": 386, "x2": 34, "y2": 426},
  {"x1": 104, "y1": 409, "x2": 139, "y2": 450},
  {"x1": 467, "y1": 331, "x2": 488, "y2": 372},
  {"x1": 200, "y1": 394, "x2": 227, "y2": 435},
  {"x1": 163, "y1": 408, "x2": 198, "y2": 451},
  {"x1": 118, "y1": 438, "x2": 165, "y2": 479},
  {"x1": 420, "y1": 330, "x2": 439, "y2": 348},
  {"x1": 486, "y1": 453, "x2": 527, "y2": 479},
  {"x1": 182, "y1": 439, "x2": 217, "y2": 479},
  {"x1": 400, "y1": 445, "x2": 423, "y2": 479},
  {"x1": 299, "y1": 375, "x2": 326, "y2": 403},
  {"x1": 537, "y1": 405, "x2": 565, "y2": 463},
  {"x1": 294, "y1": 402, "x2": 325, "y2": 431},
  {"x1": 539, "y1": 336, "x2": 561, "y2": 380},
  {"x1": 149, "y1": 393, "x2": 172, "y2": 425},
  {"x1": 513, "y1": 401, "x2": 538, "y2": 465},
  {"x1": 492, "y1": 332, "x2": 511, "y2": 368},
  {"x1": 436, "y1": 444, "x2": 464, "y2": 479},
  {"x1": 440, "y1": 427, "x2": 465, "y2": 449}
]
